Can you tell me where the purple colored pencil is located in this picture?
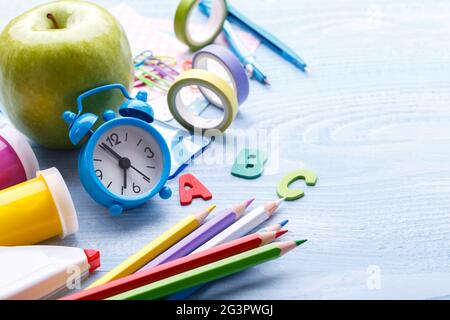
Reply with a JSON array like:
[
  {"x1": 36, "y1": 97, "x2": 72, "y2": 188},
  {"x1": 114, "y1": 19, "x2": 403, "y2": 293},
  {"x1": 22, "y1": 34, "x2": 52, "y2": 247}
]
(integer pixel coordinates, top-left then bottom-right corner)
[{"x1": 137, "y1": 198, "x2": 255, "y2": 272}]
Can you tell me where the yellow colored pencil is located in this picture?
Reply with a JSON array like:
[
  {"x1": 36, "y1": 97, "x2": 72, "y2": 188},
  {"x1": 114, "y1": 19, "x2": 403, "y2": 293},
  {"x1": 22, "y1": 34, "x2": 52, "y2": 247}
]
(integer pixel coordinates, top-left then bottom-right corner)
[{"x1": 87, "y1": 205, "x2": 215, "y2": 288}]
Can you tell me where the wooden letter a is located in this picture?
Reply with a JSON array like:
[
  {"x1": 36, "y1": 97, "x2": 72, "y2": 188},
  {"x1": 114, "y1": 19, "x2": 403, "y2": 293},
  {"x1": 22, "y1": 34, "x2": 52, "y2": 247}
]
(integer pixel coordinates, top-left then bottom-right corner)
[{"x1": 179, "y1": 173, "x2": 212, "y2": 206}]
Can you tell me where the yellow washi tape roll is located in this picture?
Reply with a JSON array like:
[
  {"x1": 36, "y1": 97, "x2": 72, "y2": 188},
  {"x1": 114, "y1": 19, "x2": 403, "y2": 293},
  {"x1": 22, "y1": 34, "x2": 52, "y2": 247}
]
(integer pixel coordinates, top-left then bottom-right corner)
[
  {"x1": 174, "y1": 0, "x2": 228, "y2": 51},
  {"x1": 167, "y1": 69, "x2": 238, "y2": 133}
]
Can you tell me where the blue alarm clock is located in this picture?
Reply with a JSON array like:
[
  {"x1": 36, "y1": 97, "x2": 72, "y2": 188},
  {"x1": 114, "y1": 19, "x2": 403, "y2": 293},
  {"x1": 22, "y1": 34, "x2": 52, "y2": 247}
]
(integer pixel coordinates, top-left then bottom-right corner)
[{"x1": 63, "y1": 84, "x2": 172, "y2": 215}]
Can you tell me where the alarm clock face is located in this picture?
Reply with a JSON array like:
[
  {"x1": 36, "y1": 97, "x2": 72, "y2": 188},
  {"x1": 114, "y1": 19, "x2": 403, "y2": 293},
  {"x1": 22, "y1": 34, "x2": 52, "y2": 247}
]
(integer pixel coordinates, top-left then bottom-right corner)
[{"x1": 92, "y1": 125, "x2": 164, "y2": 199}]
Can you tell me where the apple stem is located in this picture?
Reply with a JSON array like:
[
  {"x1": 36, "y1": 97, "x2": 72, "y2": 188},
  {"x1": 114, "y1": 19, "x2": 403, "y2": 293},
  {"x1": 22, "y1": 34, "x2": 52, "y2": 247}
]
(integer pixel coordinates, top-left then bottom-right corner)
[{"x1": 46, "y1": 13, "x2": 60, "y2": 29}]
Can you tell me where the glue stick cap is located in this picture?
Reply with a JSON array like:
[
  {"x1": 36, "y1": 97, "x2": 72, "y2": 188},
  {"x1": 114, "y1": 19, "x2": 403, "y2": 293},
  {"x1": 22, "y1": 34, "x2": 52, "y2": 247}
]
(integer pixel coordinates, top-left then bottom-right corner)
[
  {"x1": 0, "y1": 120, "x2": 39, "y2": 180},
  {"x1": 84, "y1": 249, "x2": 101, "y2": 273},
  {"x1": 37, "y1": 168, "x2": 79, "y2": 238}
]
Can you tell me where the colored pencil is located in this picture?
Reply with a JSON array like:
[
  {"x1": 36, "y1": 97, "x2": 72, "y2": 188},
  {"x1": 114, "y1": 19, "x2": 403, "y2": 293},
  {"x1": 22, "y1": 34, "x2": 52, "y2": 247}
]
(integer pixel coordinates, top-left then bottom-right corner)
[
  {"x1": 108, "y1": 240, "x2": 306, "y2": 300},
  {"x1": 138, "y1": 199, "x2": 254, "y2": 271},
  {"x1": 192, "y1": 198, "x2": 284, "y2": 254},
  {"x1": 86, "y1": 205, "x2": 215, "y2": 288},
  {"x1": 259, "y1": 219, "x2": 288, "y2": 232},
  {"x1": 167, "y1": 220, "x2": 288, "y2": 300},
  {"x1": 59, "y1": 231, "x2": 286, "y2": 300}
]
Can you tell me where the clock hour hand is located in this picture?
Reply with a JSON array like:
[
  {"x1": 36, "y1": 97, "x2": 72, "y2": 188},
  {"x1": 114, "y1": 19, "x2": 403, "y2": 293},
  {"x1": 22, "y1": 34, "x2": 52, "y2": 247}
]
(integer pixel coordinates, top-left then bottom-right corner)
[{"x1": 123, "y1": 168, "x2": 127, "y2": 189}]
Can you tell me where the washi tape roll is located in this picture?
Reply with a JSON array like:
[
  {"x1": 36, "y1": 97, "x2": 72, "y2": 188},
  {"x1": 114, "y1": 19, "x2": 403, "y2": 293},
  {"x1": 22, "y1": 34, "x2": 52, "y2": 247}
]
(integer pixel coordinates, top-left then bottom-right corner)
[
  {"x1": 192, "y1": 44, "x2": 249, "y2": 106},
  {"x1": 167, "y1": 69, "x2": 238, "y2": 133},
  {"x1": 174, "y1": 0, "x2": 228, "y2": 51}
]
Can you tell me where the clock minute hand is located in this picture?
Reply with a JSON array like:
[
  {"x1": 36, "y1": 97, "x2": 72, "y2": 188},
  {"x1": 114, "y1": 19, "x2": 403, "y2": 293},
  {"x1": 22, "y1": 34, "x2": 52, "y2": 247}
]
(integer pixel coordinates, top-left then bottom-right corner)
[
  {"x1": 100, "y1": 143, "x2": 123, "y2": 161},
  {"x1": 130, "y1": 164, "x2": 151, "y2": 182}
]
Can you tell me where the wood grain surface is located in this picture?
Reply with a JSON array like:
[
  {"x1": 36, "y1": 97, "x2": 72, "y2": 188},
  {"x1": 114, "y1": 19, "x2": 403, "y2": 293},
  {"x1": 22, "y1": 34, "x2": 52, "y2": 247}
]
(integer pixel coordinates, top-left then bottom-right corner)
[{"x1": 1, "y1": 0, "x2": 450, "y2": 299}]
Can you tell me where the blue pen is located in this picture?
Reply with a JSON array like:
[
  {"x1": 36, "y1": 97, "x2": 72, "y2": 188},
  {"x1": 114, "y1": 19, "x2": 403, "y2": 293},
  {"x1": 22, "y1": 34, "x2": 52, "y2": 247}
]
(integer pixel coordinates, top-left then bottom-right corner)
[
  {"x1": 222, "y1": 20, "x2": 269, "y2": 85},
  {"x1": 202, "y1": 0, "x2": 308, "y2": 72},
  {"x1": 198, "y1": 2, "x2": 269, "y2": 85}
]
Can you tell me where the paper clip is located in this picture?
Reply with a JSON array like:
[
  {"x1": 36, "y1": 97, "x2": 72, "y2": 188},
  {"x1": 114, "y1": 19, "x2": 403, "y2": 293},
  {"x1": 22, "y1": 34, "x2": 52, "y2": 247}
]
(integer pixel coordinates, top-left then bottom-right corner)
[
  {"x1": 133, "y1": 51, "x2": 180, "y2": 92},
  {"x1": 134, "y1": 51, "x2": 179, "y2": 78},
  {"x1": 182, "y1": 59, "x2": 193, "y2": 71},
  {"x1": 149, "y1": 57, "x2": 179, "y2": 79},
  {"x1": 133, "y1": 50, "x2": 154, "y2": 67},
  {"x1": 135, "y1": 66, "x2": 172, "y2": 92}
]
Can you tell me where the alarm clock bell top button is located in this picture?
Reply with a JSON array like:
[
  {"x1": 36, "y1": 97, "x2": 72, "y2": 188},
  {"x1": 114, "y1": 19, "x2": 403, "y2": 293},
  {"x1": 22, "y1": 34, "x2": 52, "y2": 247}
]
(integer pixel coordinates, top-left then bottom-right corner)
[
  {"x1": 136, "y1": 91, "x2": 148, "y2": 102},
  {"x1": 62, "y1": 111, "x2": 77, "y2": 127},
  {"x1": 103, "y1": 110, "x2": 116, "y2": 122},
  {"x1": 63, "y1": 111, "x2": 98, "y2": 145}
]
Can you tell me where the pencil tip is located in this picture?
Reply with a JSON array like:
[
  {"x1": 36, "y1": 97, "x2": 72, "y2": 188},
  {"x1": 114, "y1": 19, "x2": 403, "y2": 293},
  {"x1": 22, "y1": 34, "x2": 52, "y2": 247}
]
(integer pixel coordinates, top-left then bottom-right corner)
[
  {"x1": 232, "y1": 199, "x2": 255, "y2": 219},
  {"x1": 279, "y1": 219, "x2": 289, "y2": 227},
  {"x1": 264, "y1": 79, "x2": 271, "y2": 86},
  {"x1": 303, "y1": 66, "x2": 309, "y2": 73},
  {"x1": 245, "y1": 198, "x2": 255, "y2": 209},
  {"x1": 265, "y1": 198, "x2": 285, "y2": 216},
  {"x1": 196, "y1": 205, "x2": 215, "y2": 222},
  {"x1": 295, "y1": 239, "x2": 308, "y2": 246},
  {"x1": 275, "y1": 229, "x2": 288, "y2": 238}
]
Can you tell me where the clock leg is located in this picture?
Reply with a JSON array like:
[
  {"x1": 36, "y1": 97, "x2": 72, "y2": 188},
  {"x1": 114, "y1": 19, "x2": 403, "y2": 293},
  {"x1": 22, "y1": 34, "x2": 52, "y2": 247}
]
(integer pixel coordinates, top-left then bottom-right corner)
[
  {"x1": 109, "y1": 204, "x2": 124, "y2": 216},
  {"x1": 159, "y1": 186, "x2": 172, "y2": 200}
]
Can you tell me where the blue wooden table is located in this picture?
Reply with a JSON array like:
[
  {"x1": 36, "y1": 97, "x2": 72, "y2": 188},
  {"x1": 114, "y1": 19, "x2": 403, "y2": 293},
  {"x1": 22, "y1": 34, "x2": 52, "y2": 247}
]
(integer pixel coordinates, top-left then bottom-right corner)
[{"x1": 2, "y1": 0, "x2": 450, "y2": 299}]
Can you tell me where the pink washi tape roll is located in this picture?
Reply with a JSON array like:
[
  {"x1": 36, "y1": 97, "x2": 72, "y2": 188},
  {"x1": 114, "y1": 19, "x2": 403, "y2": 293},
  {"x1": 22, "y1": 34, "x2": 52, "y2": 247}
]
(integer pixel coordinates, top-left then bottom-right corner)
[{"x1": 0, "y1": 120, "x2": 39, "y2": 190}]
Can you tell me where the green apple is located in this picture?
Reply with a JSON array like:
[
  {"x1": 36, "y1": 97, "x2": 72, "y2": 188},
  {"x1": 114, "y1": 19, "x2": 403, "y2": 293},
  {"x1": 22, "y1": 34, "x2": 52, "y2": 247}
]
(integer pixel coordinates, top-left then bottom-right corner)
[{"x1": 0, "y1": 0, "x2": 134, "y2": 149}]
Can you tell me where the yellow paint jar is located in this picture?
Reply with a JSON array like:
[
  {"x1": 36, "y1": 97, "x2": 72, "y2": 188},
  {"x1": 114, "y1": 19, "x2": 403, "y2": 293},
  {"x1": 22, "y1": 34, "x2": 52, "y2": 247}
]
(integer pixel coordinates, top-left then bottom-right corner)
[{"x1": 0, "y1": 167, "x2": 78, "y2": 246}]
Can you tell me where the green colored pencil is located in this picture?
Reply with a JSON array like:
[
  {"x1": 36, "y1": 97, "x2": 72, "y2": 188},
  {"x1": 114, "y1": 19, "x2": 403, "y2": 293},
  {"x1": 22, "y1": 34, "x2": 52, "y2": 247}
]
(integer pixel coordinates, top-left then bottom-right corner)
[{"x1": 108, "y1": 240, "x2": 307, "y2": 300}]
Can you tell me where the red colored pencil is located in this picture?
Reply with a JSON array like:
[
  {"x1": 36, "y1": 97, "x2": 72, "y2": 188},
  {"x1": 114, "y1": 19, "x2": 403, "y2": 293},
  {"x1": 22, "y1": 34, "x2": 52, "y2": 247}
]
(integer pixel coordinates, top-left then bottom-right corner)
[{"x1": 59, "y1": 230, "x2": 287, "y2": 300}]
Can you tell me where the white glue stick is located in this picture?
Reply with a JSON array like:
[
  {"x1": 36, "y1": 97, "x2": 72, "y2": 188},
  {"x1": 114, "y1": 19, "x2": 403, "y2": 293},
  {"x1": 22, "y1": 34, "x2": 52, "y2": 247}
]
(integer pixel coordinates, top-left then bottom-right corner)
[{"x1": 0, "y1": 246, "x2": 100, "y2": 300}]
